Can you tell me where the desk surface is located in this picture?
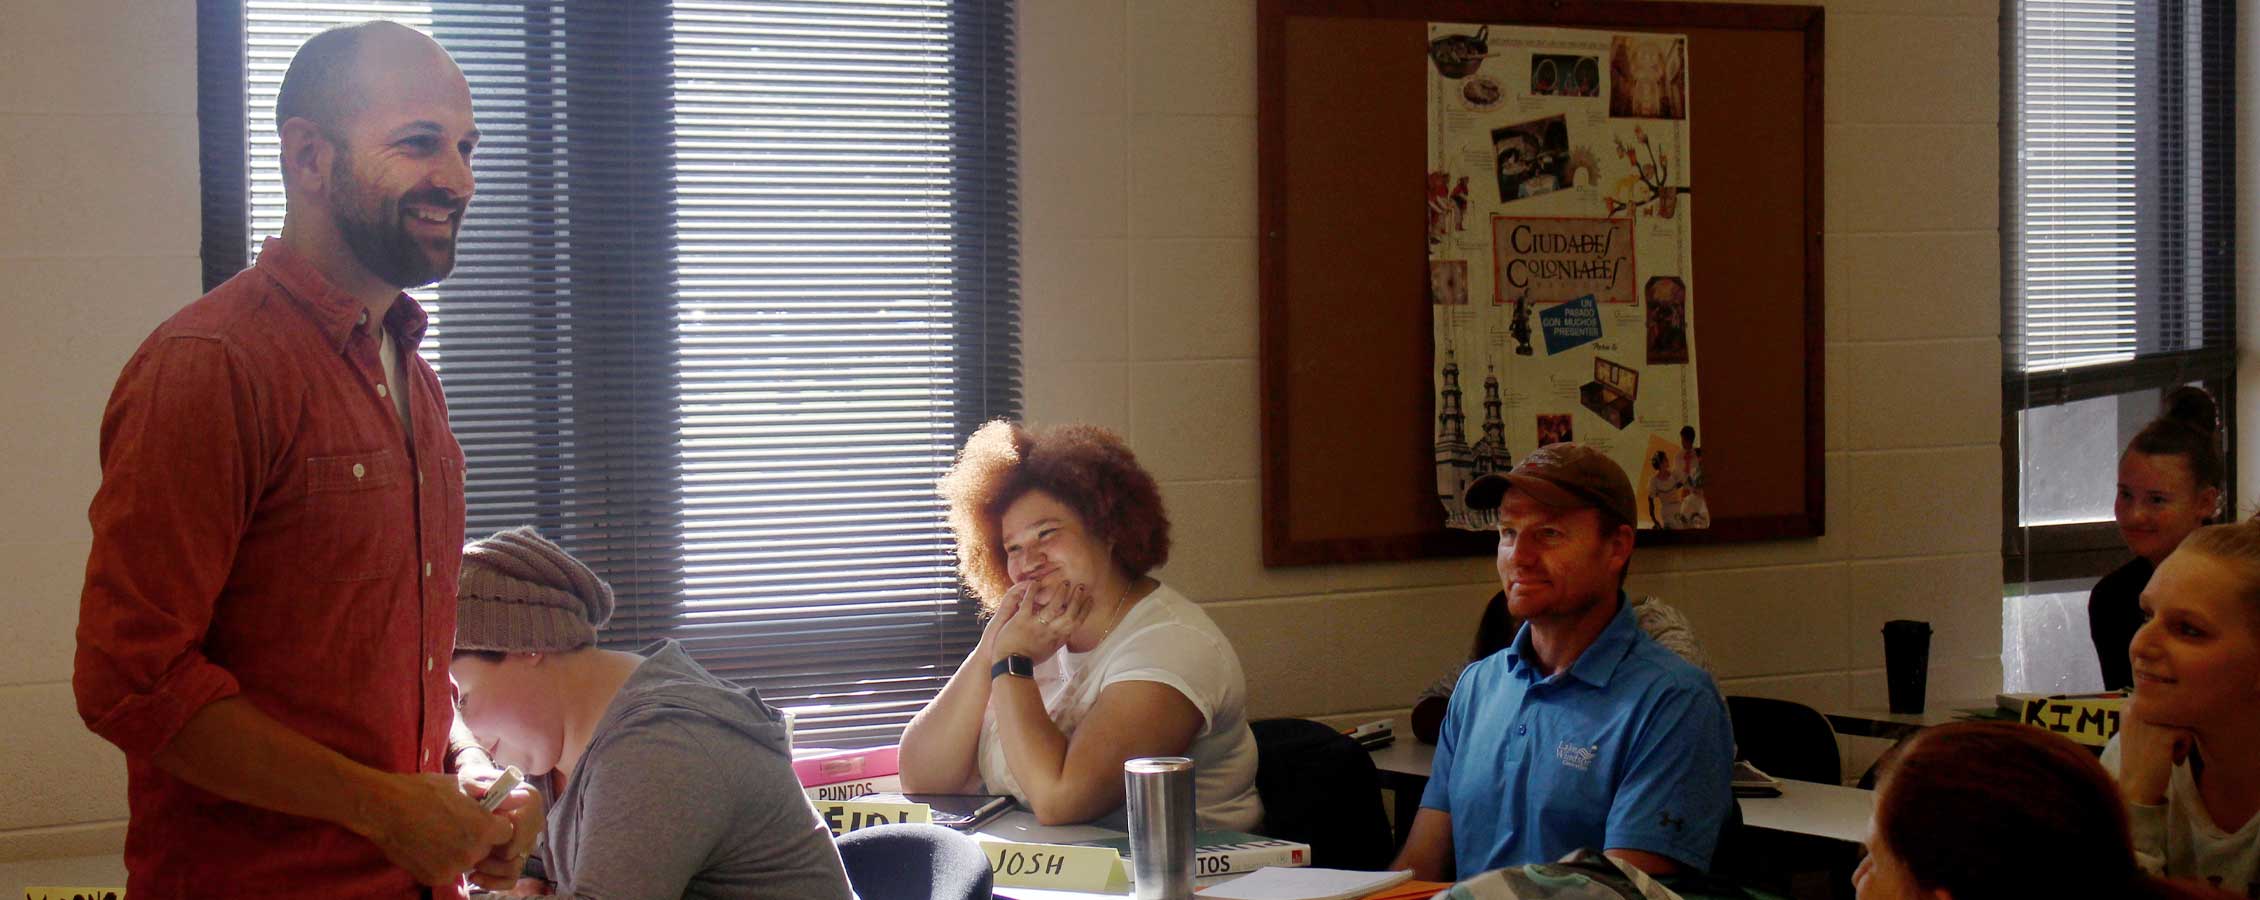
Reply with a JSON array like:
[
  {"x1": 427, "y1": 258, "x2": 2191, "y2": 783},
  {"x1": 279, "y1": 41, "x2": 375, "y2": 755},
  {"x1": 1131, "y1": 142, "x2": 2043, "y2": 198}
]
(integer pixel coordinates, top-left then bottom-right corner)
[
  {"x1": 1368, "y1": 719, "x2": 1872, "y2": 846},
  {"x1": 1737, "y1": 779, "x2": 1873, "y2": 844},
  {"x1": 1823, "y1": 698, "x2": 2002, "y2": 740},
  {"x1": 1369, "y1": 720, "x2": 1432, "y2": 779},
  {"x1": 977, "y1": 811, "x2": 1240, "y2": 900}
]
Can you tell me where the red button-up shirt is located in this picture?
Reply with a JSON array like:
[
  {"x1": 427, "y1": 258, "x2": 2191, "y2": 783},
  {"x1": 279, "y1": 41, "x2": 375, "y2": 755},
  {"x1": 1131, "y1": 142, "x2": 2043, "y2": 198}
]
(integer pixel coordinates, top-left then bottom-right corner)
[{"x1": 75, "y1": 238, "x2": 467, "y2": 899}]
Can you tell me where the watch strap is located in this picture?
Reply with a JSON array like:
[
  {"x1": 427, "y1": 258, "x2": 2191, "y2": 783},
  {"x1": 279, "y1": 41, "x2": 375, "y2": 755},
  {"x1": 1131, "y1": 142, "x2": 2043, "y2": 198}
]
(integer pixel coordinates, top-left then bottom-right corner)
[{"x1": 989, "y1": 653, "x2": 1035, "y2": 680}]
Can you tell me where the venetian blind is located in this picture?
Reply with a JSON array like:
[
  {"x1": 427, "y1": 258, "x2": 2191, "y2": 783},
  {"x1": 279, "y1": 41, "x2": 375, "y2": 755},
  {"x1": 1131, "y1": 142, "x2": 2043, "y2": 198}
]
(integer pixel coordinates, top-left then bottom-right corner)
[
  {"x1": 2006, "y1": 0, "x2": 2233, "y2": 403},
  {"x1": 209, "y1": 0, "x2": 1018, "y2": 748}
]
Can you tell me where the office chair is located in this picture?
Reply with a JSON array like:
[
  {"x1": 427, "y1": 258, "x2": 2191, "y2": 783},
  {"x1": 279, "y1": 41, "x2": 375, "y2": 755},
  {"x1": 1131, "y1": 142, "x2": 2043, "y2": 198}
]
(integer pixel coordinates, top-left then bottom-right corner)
[
  {"x1": 1724, "y1": 695, "x2": 1842, "y2": 785},
  {"x1": 834, "y1": 822, "x2": 994, "y2": 900},
  {"x1": 1250, "y1": 717, "x2": 1396, "y2": 871}
]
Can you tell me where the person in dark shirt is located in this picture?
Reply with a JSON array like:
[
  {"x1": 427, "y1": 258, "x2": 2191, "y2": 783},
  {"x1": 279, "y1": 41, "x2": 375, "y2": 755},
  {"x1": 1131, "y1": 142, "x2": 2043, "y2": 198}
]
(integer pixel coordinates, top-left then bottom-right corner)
[{"x1": 2090, "y1": 387, "x2": 2223, "y2": 690}]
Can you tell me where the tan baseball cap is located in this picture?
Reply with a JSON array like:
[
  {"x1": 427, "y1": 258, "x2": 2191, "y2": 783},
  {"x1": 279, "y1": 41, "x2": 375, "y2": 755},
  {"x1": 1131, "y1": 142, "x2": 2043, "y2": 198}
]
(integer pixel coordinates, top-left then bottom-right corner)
[{"x1": 1463, "y1": 442, "x2": 1637, "y2": 530}]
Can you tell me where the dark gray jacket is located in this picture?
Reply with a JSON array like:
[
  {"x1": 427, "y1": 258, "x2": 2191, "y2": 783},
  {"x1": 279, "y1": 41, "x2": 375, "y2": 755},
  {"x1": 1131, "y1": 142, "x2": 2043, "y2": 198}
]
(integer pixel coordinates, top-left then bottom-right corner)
[{"x1": 534, "y1": 640, "x2": 853, "y2": 899}]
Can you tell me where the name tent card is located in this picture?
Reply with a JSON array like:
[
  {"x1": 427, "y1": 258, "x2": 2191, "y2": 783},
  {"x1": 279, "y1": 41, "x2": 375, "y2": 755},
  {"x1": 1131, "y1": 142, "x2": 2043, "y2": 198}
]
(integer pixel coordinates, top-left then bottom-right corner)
[
  {"x1": 814, "y1": 797, "x2": 933, "y2": 836},
  {"x1": 975, "y1": 838, "x2": 1125, "y2": 892}
]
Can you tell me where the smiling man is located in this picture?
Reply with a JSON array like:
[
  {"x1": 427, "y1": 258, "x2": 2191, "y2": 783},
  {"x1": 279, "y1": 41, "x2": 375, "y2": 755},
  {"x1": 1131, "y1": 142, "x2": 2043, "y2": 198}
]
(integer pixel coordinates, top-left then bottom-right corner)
[
  {"x1": 74, "y1": 22, "x2": 538, "y2": 898},
  {"x1": 1391, "y1": 443, "x2": 1733, "y2": 882}
]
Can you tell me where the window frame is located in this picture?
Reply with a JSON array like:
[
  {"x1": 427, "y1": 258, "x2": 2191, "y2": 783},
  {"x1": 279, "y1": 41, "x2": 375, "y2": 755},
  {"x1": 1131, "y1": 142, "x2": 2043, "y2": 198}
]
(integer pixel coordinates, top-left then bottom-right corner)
[
  {"x1": 195, "y1": 0, "x2": 1021, "y2": 747},
  {"x1": 1999, "y1": 0, "x2": 2238, "y2": 585}
]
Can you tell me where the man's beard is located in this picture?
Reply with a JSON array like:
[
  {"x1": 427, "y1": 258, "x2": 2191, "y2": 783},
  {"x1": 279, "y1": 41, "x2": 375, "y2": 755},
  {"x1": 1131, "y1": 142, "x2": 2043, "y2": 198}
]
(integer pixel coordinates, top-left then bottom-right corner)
[{"x1": 331, "y1": 157, "x2": 460, "y2": 289}]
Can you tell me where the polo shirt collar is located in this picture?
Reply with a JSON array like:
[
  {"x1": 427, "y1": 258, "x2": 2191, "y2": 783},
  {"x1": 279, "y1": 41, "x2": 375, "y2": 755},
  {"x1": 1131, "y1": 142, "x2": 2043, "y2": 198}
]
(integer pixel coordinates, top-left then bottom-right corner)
[
  {"x1": 256, "y1": 237, "x2": 432, "y2": 353},
  {"x1": 1502, "y1": 592, "x2": 1640, "y2": 688}
]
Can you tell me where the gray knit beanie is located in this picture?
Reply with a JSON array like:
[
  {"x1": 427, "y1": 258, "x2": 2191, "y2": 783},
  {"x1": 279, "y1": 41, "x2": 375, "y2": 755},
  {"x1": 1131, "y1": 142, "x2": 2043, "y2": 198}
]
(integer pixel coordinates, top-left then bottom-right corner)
[{"x1": 456, "y1": 526, "x2": 615, "y2": 653}]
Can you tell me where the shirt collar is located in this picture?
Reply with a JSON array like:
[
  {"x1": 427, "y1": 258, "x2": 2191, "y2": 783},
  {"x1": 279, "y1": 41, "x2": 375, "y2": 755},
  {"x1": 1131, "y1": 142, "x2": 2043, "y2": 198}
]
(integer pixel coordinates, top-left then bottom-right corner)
[
  {"x1": 256, "y1": 237, "x2": 431, "y2": 353},
  {"x1": 1503, "y1": 592, "x2": 1640, "y2": 688}
]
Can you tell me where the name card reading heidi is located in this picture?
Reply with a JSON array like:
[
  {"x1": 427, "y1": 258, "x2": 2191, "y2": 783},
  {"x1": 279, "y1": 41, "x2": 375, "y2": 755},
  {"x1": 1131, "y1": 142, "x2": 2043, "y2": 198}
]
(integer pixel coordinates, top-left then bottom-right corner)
[
  {"x1": 979, "y1": 840, "x2": 1122, "y2": 892},
  {"x1": 815, "y1": 797, "x2": 932, "y2": 836}
]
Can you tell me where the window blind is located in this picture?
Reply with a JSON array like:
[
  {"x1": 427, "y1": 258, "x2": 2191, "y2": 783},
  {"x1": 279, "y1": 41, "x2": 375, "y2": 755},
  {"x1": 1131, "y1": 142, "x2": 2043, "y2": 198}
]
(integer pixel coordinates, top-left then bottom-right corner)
[
  {"x1": 2005, "y1": 0, "x2": 2234, "y2": 405},
  {"x1": 206, "y1": 0, "x2": 1018, "y2": 748}
]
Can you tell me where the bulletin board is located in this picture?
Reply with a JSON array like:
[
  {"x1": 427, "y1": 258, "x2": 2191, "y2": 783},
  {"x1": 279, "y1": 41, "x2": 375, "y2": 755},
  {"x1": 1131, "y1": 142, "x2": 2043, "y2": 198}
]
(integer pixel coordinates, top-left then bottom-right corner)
[{"x1": 1258, "y1": 0, "x2": 1825, "y2": 566}]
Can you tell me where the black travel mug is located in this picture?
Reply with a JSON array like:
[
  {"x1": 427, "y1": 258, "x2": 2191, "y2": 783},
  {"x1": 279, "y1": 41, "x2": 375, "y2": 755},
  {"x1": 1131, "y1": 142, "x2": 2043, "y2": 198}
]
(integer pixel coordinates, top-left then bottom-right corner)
[{"x1": 1882, "y1": 619, "x2": 1932, "y2": 714}]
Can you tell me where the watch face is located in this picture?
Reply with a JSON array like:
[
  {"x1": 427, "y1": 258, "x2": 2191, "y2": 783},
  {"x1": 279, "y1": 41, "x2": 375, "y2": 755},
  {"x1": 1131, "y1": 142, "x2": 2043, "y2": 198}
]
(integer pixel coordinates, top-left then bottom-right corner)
[{"x1": 1008, "y1": 654, "x2": 1035, "y2": 677}]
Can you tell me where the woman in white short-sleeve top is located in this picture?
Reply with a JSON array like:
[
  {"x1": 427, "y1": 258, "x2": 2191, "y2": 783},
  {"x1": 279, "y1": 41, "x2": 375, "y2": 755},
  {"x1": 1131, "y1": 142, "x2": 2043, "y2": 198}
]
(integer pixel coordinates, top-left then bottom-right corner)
[{"x1": 898, "y1": 421, "x2": 1262, "y2": 831}]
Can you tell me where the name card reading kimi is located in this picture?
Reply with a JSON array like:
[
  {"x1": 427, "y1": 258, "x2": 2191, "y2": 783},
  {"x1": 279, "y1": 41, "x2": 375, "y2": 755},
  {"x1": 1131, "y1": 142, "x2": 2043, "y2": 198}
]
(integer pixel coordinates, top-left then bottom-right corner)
[
  {"x1": 979, "y1": 840, "x2": 1123, "y2": 892},
  {"x1": 2019, "y1": 696, "x2": 2123, "y2": 747},
  {"x1": 815, "y1": 797, "x2": 933, "y2": 836}
]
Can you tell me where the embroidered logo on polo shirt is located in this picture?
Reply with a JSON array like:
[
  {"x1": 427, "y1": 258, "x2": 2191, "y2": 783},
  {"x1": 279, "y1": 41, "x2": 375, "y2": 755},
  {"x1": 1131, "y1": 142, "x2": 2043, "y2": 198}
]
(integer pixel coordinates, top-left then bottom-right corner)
[{"x1": 1555, "y1": 741, "x2": 1598, "y2": 771}]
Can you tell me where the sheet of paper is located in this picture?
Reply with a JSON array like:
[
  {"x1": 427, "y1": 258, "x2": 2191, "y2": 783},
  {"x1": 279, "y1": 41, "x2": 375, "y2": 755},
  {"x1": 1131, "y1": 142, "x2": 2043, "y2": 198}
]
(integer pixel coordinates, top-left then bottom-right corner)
[{"x1": 1199, "y1": 866, "x2": 1416, "y2": 900}]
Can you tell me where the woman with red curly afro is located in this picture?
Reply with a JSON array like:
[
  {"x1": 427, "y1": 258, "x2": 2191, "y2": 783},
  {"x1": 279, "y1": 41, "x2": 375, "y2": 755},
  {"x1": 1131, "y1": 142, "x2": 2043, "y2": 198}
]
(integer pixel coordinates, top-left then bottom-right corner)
[{"x1": 898, "y1": 421, "x2": 1263, "y2": 830}]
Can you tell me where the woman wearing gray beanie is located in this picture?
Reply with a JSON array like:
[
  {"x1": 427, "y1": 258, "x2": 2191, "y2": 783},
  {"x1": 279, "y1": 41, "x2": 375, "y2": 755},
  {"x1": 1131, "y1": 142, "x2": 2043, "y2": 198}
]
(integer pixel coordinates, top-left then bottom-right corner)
[{"x1": 449, "y1": 526, "x2": 853, "y2": 899}]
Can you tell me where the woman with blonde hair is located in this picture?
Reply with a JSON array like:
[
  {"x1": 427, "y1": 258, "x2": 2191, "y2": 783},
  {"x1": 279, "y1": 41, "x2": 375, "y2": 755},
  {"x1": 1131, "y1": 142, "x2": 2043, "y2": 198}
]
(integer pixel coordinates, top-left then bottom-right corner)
[
  {"x1": 2103, "y1": 514, "x2": 2260, "y2": 896},
  {"x1": 898, "y1": 422, "x2": 1262, "y2": 829}
]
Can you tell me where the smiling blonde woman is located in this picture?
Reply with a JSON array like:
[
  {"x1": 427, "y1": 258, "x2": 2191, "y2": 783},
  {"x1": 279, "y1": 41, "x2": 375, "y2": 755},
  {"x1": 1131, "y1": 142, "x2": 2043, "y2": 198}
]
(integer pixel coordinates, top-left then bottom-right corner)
[{"x1": 2101, "y1": 516, "x2": 2260, "y2": 897}]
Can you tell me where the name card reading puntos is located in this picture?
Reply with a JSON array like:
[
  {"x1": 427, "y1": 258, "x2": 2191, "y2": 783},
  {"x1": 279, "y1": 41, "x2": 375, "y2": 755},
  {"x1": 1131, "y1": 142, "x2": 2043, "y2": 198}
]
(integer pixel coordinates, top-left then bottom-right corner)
[
  {"x1": 977, "y1": 839, "x2": 1123, "y2": 892},
  {"x1": 814, "y1": 797, "x2": 932, "y2": 836}
]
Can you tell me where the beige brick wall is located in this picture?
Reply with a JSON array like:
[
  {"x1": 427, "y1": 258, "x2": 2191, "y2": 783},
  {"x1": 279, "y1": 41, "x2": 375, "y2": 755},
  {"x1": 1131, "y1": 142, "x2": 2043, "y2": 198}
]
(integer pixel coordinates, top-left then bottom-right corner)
[
  {"x1": 0, "y1": 0, "x2": 2032, "y2": 870},
  {"x1": 0, "y1": 0, "x2": 202, "y2": 866},
  {"x1": 1015, "y1": 0, "x2": 2005, "y2": 729}
]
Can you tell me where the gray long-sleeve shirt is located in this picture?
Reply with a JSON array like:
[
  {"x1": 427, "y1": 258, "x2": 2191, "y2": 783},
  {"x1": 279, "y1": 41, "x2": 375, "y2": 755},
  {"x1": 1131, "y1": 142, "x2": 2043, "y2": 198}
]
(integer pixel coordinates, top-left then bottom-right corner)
[{"x1": 529, "y1": 640, "x2": 854, "y2": 899}]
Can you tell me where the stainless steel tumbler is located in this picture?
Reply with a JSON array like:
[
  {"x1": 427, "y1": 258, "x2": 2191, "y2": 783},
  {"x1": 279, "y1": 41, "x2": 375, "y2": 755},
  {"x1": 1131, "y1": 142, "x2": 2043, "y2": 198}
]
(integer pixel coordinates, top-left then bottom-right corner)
[{"x1": 1125, "y1": 756, "x2": 1196, "y2": 900}]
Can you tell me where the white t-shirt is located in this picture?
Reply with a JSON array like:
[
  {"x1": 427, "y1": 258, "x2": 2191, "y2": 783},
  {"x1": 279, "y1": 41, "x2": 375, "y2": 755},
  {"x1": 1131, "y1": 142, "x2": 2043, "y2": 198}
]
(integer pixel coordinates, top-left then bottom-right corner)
[
  {"x1": 378, "y1": 322, "x2": 412, "y2": 435},
  {"x1": 976, "y1": 582, "x2": 1264, "y2": 832},
  {"x1": 2103, "y1": 737, "x2": 2260, "y2": 896}
]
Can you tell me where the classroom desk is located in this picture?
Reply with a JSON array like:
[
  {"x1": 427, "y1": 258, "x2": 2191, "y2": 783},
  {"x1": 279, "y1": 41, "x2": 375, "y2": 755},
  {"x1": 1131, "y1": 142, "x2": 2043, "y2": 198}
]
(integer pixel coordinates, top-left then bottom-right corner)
[
  {"x1": 1821, "y1": 698, "x2": 2001, "y2": 741},
  {"x1": 1370, "y1": 723, "x2": 1873, "y2": 846},
  {"x1": 1737, "y1": 780, "x2": 1873, "y2": 844},
  {"x1": 1368, "y1": 715, "x2": 1434, "y2": 846},
  {"x1": 975, "y1": 810, "x2": 1241, "y2": 900}
]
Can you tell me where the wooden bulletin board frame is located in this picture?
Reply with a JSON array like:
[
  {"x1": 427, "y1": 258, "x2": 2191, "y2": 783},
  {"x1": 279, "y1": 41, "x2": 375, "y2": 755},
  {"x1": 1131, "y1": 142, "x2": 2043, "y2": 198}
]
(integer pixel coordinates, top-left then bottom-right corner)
[{"x1": 1258, "y1": 0, "x2": 1825, "y2": 566}]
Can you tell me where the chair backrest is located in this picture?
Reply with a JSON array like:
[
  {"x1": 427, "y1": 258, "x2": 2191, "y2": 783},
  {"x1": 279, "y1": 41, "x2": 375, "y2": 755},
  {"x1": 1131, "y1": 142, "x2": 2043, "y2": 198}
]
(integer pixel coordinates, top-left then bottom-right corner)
[
  {"x1": 1724, "y1": 695, "x2": 1840, "y2": 785},
  {"x1": 834, "y1": 822, "x2": 994, "y2": 900},
  {"x1": 1250, "y1": 717, "x2": 1396, "y2": 871}
]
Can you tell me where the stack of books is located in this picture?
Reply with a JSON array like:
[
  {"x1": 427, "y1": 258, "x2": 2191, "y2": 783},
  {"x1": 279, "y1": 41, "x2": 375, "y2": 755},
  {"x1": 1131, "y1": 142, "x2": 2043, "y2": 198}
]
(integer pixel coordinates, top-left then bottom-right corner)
[
  {"x1": 1344, "y1": 719, "x2": 1394, "y2": 751},
  {"x1": 1080, "y1": 830, "x2": 1313, "y2": 878},
  {"x1": 793, "y1": 745, "x2": 902, "y2": 801},
  {"x1": 1730, "y1": 759, "x2": 1782, "y2": 798}
]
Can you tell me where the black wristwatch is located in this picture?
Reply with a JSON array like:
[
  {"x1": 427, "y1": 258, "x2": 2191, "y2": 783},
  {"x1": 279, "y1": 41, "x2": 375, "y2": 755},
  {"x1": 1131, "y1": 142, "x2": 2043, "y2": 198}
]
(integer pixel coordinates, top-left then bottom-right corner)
[{"x1": 989, "y1": 653, "x2": 1035, "y2": 680}]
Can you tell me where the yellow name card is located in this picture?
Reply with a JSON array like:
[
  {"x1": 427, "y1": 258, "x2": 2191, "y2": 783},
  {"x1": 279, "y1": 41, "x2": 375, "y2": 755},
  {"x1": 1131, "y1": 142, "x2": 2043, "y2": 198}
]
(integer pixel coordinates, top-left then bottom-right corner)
[
  {"x1": 25, "y1": 890, "x2": 124, "y2": 900},
  {"x1": 978, "y1": 839, "x2": 1125, "y2": 893},
  {"x1": 814, "y1": 797, "x2": 933, "y2": 836},
  {"x1": 2019, "y1": 696, "x2": 2124, "y2": 747}
]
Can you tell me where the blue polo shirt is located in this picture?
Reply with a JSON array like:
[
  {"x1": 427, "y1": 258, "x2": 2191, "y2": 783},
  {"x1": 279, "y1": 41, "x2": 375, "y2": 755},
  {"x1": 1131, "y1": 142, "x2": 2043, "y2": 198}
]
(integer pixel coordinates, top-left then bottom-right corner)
[{"x1": 1420, "y1": 594, "x2": 1733, "y2": 877}]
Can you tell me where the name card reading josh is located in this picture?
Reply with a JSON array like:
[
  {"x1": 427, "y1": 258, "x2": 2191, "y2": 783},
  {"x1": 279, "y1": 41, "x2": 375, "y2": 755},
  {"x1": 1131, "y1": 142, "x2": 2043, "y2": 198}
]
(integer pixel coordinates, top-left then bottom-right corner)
[{"x1": 979, "y1": 840, "x2": 1122, "y2": 892}]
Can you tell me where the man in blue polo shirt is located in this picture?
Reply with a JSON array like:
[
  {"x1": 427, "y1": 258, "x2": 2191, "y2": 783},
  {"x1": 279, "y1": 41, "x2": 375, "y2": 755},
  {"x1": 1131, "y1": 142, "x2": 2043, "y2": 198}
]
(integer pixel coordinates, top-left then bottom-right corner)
[{"x1": 1393, "y1": 443, "x2": 1733, "y2": 881}]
